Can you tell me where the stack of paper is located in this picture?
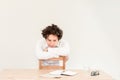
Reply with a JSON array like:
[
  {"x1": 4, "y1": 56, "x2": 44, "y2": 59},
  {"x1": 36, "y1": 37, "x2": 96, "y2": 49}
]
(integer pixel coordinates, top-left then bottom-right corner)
[
  {"x1": 40, "y1": 73, "x2": 62, "y2": 78},
  {"x1": 61, "y1": 70, "x2": 77, "y2": 76},
  {"x1": 40, "y1": 70, "x2": 77, "y2": 78},
  {"x1": 49, "y1": 70, "x2": 77, "y2": 76}
]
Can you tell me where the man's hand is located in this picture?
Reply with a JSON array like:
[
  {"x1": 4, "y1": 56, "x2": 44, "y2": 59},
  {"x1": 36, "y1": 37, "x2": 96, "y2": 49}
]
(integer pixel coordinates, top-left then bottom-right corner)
[{"x1": 43, "y1": 47, "x2": 48, "y2": 52}]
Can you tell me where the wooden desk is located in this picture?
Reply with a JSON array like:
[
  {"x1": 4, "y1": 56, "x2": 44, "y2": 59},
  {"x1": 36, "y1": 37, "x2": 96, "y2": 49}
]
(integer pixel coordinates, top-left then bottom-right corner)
[{"x1": 0, "y1": 69, "x2": 113, "y2": 80}]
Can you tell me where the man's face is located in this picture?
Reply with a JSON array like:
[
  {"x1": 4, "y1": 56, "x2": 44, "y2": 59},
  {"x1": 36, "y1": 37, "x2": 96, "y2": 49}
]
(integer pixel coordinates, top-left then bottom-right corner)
[{"x1": 46, "y1": 34, "x2": 59, "y2": 47}]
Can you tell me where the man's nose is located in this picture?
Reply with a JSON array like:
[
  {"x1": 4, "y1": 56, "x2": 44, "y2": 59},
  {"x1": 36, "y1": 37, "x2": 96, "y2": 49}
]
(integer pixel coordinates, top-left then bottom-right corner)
[{"x1": 50, "y1": 42, "x2": 54, "y2": 46}]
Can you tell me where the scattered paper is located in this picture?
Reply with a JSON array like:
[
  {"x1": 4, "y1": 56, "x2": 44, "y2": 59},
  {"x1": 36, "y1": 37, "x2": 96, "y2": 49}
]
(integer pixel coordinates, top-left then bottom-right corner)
[
  {"x1": 40, "y1": 73, "x2": 62, "y2": 78},
  {"x1": 61, "y1": 70, "x2": 77, "y2": 76},
  {"x1": 40, "y1": 70, "x2": 77, "y2": 78},
  {"x1": 49, "y1": 70, "x2": 77, "y2": 76}
]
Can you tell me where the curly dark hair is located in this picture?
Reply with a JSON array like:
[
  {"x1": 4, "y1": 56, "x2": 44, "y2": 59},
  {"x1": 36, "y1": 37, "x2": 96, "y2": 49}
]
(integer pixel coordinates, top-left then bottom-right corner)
[{"x1": 41, "y1": 24, "x2": 63, "y2": 40}]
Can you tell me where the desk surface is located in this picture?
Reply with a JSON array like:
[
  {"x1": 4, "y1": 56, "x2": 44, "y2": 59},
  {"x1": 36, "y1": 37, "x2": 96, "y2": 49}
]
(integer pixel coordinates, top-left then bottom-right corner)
[{"x1": 0, "y1": 69, "x2": 113, "y2": 80}]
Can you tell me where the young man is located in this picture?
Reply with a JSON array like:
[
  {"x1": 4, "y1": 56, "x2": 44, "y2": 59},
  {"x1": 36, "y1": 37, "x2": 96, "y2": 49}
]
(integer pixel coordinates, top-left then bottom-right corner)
[{"x1": 35, "y1": 24, "x2": 70, "y2": 66}]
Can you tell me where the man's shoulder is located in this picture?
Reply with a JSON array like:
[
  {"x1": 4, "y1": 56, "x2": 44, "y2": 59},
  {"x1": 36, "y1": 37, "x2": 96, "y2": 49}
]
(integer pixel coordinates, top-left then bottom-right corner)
[{"x1": 58, "y1": 39, "x2": 69, "y2": 46}]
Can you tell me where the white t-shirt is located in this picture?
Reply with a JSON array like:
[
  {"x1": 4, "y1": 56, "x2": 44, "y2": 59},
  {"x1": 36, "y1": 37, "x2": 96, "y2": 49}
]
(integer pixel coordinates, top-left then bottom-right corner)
[{"x1": 35, "y1": 38, "x2": 70, "y2": 66}]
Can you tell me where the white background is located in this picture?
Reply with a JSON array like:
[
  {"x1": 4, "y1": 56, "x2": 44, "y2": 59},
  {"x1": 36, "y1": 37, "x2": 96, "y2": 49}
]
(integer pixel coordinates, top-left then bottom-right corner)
[{"x1": 0, "y1": 0, "x2": 120, "y2": 79}]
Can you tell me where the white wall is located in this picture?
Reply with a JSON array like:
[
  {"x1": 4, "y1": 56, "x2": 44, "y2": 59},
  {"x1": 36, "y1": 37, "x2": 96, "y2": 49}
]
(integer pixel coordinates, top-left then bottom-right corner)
[{"x1": 0, "y1": 0, "x2": 120, "y2": 79}]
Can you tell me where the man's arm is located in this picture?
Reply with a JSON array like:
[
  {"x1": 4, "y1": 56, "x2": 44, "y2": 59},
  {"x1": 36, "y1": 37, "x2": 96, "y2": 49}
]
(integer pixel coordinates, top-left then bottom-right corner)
[
  {"x1": 35, "y1": 41, "x2": 58, "y2": 59},
  {"x1": 48, "y1": 41, "x2": 70, "y2": 56}
]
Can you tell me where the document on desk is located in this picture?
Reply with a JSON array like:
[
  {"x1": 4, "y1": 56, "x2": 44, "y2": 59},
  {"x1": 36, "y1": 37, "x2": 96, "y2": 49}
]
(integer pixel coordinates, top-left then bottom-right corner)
[
  {"x1": 49, "y1": 70, "x2": 77, "y2": 76},
  {"x1": 40, "y1": 70, "x2": 77, "y2": 78},
  {"x1": 40, "y1": 73, "x2": 62, "y2": 78}
]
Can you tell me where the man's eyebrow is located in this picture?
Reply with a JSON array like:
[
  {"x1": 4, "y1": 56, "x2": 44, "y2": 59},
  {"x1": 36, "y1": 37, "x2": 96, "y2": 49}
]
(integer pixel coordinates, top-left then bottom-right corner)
[{"x1": 48, "y1": 39, "x2": 51, "y2": 41}]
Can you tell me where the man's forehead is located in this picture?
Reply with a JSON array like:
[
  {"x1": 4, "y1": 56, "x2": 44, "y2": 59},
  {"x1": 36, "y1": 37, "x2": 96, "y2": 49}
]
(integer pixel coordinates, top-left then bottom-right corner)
[
  {"x1": 47, "y1": 35, "x2": 58, "y2": 40},
  {"x1": 47, "y1": 37, "x2": 58, "y2": 40}
]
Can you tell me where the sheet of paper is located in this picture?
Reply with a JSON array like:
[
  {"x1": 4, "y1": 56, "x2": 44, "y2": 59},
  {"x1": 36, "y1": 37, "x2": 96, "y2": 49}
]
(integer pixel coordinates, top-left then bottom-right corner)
[
  {"x1": 61, "y1": 71, "x2": 77, "y2": 76},
  {"x1": 49, "y1": 70, "x2": 63, "y2": 75},
  {"x1": 49, "y1": 70, "x2": 77, "y2": 76},
  {"x1": 40, "y1": 73, "x2": 62, "y2": 78}
]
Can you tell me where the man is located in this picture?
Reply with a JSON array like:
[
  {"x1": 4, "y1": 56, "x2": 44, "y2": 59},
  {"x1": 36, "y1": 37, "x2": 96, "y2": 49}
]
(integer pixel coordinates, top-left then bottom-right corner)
[{"x1": 35, "y1": 24, "x2": 70, "y2": 66}]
